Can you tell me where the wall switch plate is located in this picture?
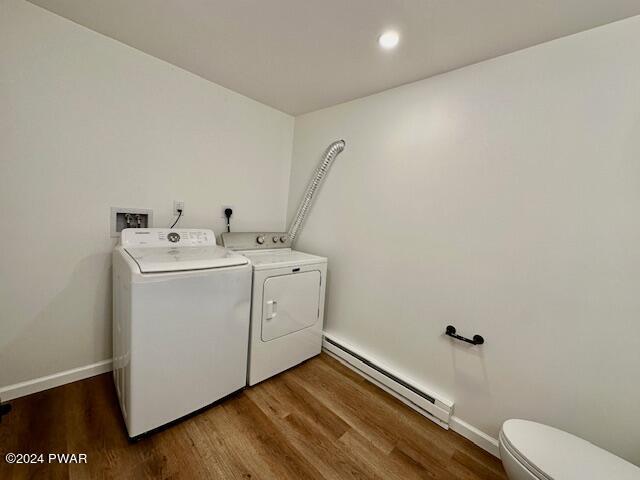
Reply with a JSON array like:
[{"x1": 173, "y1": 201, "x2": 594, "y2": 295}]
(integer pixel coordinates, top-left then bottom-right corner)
[{"x1": 174, "y1": 201, "x2": 185, "y2": 216}]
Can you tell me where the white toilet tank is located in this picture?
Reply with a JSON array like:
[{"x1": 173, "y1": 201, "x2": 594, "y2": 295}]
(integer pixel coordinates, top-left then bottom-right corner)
[{"x1": 499, "y1": 420, "x2": 640, "y2": 480}]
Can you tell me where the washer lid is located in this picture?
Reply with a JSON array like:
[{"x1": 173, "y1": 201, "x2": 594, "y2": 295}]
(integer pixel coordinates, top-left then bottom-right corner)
[
  {"x1": 239, "y1": 249, "x2": 326, "y2": 270},
  {"x1": 124, "y1": 245, "x2": 248, "y2": 273},
  {"x1": 501, "y1": 420, "x2": 640, "y2": 480}
]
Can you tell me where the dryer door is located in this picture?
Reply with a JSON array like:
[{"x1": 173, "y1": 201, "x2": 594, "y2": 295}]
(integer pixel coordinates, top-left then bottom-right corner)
[{"x1": 262, "y1": 271, "x2": 321, "y2": 342}]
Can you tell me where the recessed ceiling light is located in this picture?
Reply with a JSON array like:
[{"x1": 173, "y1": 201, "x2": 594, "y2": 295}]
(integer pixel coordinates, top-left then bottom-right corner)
[{"x1": 378, "y1": 31, "x2": 400, "y2": 50}]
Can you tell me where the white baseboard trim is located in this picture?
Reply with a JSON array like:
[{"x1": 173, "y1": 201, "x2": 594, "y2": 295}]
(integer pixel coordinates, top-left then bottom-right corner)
[
  {"x1": 450, "y1": 416, "x2": 501, "y2": 458},
  {"x1": 0, "y1": 359, "x2": 113, "y2": 401}
]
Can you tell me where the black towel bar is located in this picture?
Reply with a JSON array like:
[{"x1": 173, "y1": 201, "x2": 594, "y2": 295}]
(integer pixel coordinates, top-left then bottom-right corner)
[{"x1": 445, "y1": 325, "x2": 484, "y2": 345}]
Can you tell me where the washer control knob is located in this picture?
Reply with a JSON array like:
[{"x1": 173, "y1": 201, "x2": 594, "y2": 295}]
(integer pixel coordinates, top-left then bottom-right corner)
[
  {"x1": 256, "y1": 235, "x2": 265, "y2": 245},
  {"x1": 280, "y1": 235, "x2": 288, "y2": 243},
  {"x1": 272, "y1": 236, "x2": 279, "y2": 243}
]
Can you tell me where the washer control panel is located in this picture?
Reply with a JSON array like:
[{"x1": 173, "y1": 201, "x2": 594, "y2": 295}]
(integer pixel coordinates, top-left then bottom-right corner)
[
  {"x1": 221, "y1": 232, "x2": 292, "y2": 250},
  {"x1": 121, "y1": 228, "x2": 215, "y2": 247}
]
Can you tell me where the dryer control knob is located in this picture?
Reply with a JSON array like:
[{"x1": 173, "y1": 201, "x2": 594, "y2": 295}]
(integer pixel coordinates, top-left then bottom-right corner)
[
  {"x1": 256, "y1": 235, "x2": 265, "y2": 245},
  {"x1": 280, "y1": 236, "x2": 288, "y2": 243},
  {"x1": 272, "y1": 236, "x2": 279, "y2": 243}
]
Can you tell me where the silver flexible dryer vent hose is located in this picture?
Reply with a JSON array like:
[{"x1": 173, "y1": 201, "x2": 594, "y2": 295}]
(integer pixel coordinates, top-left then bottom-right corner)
[{"x1": 287, "y1": 139, "x2": 346, "y2": 245}]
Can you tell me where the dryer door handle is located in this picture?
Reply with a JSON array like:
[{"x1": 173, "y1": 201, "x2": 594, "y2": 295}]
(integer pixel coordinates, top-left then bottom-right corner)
[{"x1": 266, "y1": 300, "x2": 278, "y2": 320}]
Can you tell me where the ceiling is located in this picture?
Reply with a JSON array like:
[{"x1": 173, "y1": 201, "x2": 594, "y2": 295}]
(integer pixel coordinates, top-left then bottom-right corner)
[{"x1": 28, "y1": 0, "x2": 640, "y2": 115}]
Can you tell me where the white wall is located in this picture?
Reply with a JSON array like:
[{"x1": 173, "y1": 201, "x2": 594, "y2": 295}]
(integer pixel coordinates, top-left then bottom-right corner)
[
  {"x1": 0, "y1": 0, "x2": 293, "y2": 389},
  {"x1": 288, "y1": 16, "x2": 640, "y2": 464}
]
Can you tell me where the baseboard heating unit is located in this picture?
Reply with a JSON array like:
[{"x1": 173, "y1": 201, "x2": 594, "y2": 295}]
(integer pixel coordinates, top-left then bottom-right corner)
[{"x1": 322, "y1": 334, "x2": 454, "y2": 428}]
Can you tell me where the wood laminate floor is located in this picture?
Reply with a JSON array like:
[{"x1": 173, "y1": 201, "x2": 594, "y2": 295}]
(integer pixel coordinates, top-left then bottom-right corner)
[{"x1": 0, "y1": 353, "x2": 506, "y2": 480}]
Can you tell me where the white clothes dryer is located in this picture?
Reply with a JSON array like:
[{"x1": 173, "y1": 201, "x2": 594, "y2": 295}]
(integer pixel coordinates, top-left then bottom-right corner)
[{"x1": 222, "y1": 232, "x2": 327, "y2": 386}]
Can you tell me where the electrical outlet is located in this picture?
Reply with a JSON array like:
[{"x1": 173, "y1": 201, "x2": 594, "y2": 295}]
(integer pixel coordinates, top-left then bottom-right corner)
[
  {"x1": 174, "y1": 201, "x2": 185, "y2": 216},
  {"x1": 221, "y1": 205, "x2": 234, "y2": 219}
]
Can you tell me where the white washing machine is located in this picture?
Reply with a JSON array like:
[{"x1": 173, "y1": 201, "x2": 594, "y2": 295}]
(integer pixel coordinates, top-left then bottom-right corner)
[
  {"x1": 112, "y1": 228, "x2": 251, "y2": 438},
  {"x1": 221, "y1": 232, "x2": 327, "y2": 386}
]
